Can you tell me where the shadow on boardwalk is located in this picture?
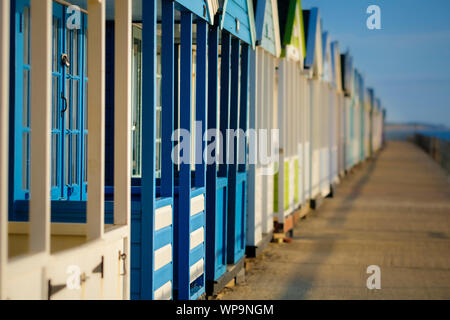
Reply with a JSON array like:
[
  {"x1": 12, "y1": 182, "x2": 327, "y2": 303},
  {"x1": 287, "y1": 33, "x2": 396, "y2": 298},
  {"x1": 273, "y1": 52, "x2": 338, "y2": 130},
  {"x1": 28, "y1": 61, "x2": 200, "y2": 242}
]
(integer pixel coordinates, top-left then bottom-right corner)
[{"x1": 220, "y1": 141, "x2": 450, "y2": 300}]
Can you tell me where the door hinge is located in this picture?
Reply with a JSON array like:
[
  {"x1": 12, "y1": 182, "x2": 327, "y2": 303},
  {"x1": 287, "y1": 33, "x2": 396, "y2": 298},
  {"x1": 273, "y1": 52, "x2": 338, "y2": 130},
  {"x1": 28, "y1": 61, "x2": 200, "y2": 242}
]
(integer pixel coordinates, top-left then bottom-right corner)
[
  {"x1": 48, "y1": 280, "x2": 66, "y2": 300},
  {"x1": 92, "y1": 256, "x2": 104, "y2": 279}
]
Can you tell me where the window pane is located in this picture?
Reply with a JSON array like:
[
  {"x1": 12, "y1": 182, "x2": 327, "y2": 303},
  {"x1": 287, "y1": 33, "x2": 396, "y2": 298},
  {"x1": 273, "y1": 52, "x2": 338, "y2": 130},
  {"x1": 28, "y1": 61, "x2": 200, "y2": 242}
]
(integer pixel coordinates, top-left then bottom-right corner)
[
  {"x1": 52, "y1": 134, "x2": 59, "y2": 187},
  {"x1": 72, "y1": 135, "x2": 78, "y2": 185},
  {"x1": 65, "y1": 134, "x2": 69, "y2": 186},
  {"x1": 156, "y1": 141, "x2": 161, "y2": 179},
  {"x1": 65, "y1": 78, "x2": 70, "y2": 129},
  {"x1": 53, "y1": 18, "x2": 59, "y2": 72},
  {"x1": 73, "y1": 30, "x2": 79, "y2": 75},
  {"x1": 83, "y1": 134, "x2": 87, "y2": 182},
  {"x1": 52, "y1": 76, "x2": 59, "y2": 129},
  {"x1": 22, "y1": 132, "x2": 30, "y2": 190},
  {"x1": 84, "y1": 82, "x2": 88, "y2": 129},
  {"x1": 23, "y1": 69, "x2": 29, "y2": 127},
  {"x1": 66, "y1": 27, "x2": 70, "y2": 63},
  {"x1": 73, "y1": 80, "x2": 79, "y2": 130},
  {"x1": 131, "y1": 31, "x2": 142, "y2": 178},
  {"x1": 23, "y1": 7, "x2": 30, "y2": 65}
]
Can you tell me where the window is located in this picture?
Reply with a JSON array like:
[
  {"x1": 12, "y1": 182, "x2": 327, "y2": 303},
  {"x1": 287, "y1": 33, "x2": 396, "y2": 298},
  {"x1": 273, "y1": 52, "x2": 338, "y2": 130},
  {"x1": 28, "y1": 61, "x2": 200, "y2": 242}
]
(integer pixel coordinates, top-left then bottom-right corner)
[
  {"x1": 14, "y1": 1, "x2": 88, "y2": 202},
  {"x1": 131, "y1": 26, "x2": 162, "y2": 179}
]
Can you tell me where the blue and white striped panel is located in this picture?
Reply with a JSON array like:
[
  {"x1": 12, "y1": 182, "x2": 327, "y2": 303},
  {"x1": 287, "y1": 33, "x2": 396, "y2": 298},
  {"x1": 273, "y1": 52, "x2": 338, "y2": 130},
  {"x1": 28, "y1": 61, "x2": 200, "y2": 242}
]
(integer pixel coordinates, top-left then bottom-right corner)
[
  {"x1": 189, "y1": 194, "x2": 205, "y2": 283},
  {"x1": 153, "y1": 204, "x2": 173, "y2": 300},
  {"x1": 190, "y1": 227, "x2": 204, "y2": 250},
  {"x1": 190, "y1": 194, "x2": 205, "y2": 217},
  {"x1": 154, "y1": 244, "x2": 172, "y2": 271},
  {"x1": 155, "y1": 205, "x2": 172, "y2": 231},
  {"x1": 154, "y1": 281, "x2": 172, "y2": 300},
  {"x1": 190, "y1": 259, "x2": 205, "y2": 284}
]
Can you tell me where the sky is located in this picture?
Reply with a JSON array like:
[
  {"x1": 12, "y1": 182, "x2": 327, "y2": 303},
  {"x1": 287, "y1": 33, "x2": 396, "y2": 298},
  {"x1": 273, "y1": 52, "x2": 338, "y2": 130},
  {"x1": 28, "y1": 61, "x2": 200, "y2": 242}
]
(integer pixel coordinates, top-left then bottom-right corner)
[{"x1": 301, "y1": 0, "x2": 450, "y2": 127}]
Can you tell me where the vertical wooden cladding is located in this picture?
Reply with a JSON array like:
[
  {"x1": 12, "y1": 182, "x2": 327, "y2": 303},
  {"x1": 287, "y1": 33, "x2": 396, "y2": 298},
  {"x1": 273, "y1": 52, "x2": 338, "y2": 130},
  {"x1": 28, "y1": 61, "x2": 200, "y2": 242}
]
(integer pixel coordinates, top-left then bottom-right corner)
[
  {"x1": 87, "y1": 0, "x2": 106, "y2": 241},
  {"x1": 29, "y1": 0, "x2": 52, "y2": 254},
  {"x1": 0, "y1": 0, "x2": 10, "y2": 299},
  {"x1": 139, "y1": 0, "x2": 158, "y2": 300}
]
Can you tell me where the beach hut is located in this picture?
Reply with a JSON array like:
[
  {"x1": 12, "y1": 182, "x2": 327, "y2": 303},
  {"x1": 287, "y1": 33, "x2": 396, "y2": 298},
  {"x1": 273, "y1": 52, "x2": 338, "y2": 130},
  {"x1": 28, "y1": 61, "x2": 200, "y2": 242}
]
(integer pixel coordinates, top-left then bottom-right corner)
[
  {"x1": 4, "y1": 0, "x2": 133, "y2": 299},
  {"x1": 303, "y1": 7, "x2": 324, "y2": 207},
  {"x1": 327, "y1": 39, "x2": 341, "y2": 195},
  {"x1": 341, "y1": 52, "x2": 355, "y2": 171},
  {"x1": 205, "y1": 0, "x2": 256, "y2": 296},
  {"x1": 106, "y1": 0, "x2": 221, "y2": 301},
  {"x1": 366, "y1": 88, "x2": 375, "y2": 157},
  {"x1": 320, "y1": 31, "x2": 333, "y2": 197},
  {"x1": 372, "y1": 98, "x2": 384, "y2": 152},
  {"x1": 7, "y1": 0, "x2": 220, "y2": 301},
  {"x1": 331, "y1": 41, "x2": 346, "y2": 179},
  {"x1": 354, "y1": 70, "x2": 365, "y2": 164},
  {"x1": 273, "y1": 0, "x2": 307, "y2": 234},
  {"x1": 247, "y1": 0, "x2": 281, "y2": 257}
]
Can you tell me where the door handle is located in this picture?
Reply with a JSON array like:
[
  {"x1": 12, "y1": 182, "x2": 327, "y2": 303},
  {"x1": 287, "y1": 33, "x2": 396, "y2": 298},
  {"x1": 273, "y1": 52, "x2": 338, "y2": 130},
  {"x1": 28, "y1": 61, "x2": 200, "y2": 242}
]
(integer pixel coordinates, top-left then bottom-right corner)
[
  {"x1": 61, "y1": 54, "x2": 70, "y2": 68},
  {"x1": 61, "y1": 92, "x2": 68, "y2": 115},
  {"x1": 119, "y1": 251, "x2": 127, "y2": 276}
]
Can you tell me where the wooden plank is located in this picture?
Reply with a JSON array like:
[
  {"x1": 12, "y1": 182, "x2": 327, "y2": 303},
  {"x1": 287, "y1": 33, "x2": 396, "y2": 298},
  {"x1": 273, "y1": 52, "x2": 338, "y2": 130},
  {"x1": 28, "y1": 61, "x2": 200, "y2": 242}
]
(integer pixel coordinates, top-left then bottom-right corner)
[
  {"x1": 218, "y1": 32, "x2": 231, "y2": 178},
  {"x1": 87, "y1": 0, "x2": 106, "y2": 241},
  {"x1": 238, "y1": 43, "x2": 249, "y2": 172},
  {"x1": 277, "y1": 60, "x2": 285, "y2": 221},
  {"x1": 114, "y1": 0, "x2": 132, "y2": 227},
  {"x1": 195, "y1": 19, "x2": 207, "y2": 189},
  {"x1": 29, "y1": 0, "x2": 52, "y2": 254},
  {"x1": 0, "y1": 0, "x2": 10, "y2": 299},
  {"x1": 226, "y1": 37, "x2": 240, "y2": 263},
  {"x1": 178, "y1": 10, "x2": 193, "y2": 300},
  {"x1": 205, "y1": 25, "x2": 219, "y2": 283},
  {"x1": 161, "y1": 0, "x2": 174, "y2": 198},
  {"x1": 246, "y1": 47, "x2": 258, "y2": 247},
  {"x1": 114, "y1": 0, "x2": 132, "y2": 299},
  {"x1": 141, "y1": 0, "x2": 157, "y2": 300}
]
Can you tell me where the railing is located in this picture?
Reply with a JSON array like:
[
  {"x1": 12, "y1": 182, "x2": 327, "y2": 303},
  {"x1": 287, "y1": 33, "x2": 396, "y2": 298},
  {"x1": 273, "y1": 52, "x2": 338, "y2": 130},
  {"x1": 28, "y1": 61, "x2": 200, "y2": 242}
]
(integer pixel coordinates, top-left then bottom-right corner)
[{"x1": 415, "y1": 133, "x2": 450, "y2": 174}]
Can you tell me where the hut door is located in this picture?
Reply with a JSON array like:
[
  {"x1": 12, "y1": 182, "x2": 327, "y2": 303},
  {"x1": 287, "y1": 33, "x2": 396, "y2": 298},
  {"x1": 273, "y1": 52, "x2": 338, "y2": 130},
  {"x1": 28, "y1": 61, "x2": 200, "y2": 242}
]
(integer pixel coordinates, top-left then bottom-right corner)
[
  {"x1": 51, "y1": 3, "x2": 87, "y2": 201},
  {"x1": 14, "y1": 1, "x2": 86, "y2": 202}
]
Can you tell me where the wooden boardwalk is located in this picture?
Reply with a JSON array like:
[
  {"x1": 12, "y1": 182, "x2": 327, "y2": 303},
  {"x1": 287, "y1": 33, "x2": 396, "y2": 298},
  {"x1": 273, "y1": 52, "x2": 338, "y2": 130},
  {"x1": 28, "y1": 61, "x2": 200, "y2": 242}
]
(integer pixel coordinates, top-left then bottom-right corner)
[{"x1": 220, "y1": 141, "x2": 450, "y2": 300}]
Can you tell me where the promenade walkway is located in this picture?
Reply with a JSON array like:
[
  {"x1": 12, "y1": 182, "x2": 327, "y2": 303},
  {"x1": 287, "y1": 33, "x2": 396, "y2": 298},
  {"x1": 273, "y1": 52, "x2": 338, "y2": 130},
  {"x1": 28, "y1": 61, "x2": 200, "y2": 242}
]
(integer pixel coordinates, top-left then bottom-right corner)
[{"x1": 220, "y1": 141, "x2": 450, "y2": 300}]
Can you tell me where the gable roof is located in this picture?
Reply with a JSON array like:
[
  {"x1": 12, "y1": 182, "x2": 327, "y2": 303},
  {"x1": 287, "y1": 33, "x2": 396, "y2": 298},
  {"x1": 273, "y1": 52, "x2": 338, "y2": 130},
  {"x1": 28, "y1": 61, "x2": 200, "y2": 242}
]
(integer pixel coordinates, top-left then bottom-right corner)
[
  {"x1": 303, "y1": 8, "x2": 323, "y2": 78},
  {"x1": 176, "y1": 0, "x2": 219, "y2": 24},
  {"x1": 330, "y1": 41, "x2": 343, "y2": 92},
  {"x1": 277, "y1": 0, "x2": 306, "y2": 65},
  {"x1": 65, "y1": 0, "x2": 219, "y2": 22},
  {"x1": 254, "y1": 0, "x2": 281, "y2": 57},
  {"x1": 219, "y1": 0, "x2": 257, "y2": 47},
  {"x1": 322, "y1": 31, "x2": 332, "y2": 83},
  {"x1": 366, "y1": 88, "x2": 375, "y2": 111},
  {"x1": 341, "y1": 52, "x2": 353, "y2": 96}
]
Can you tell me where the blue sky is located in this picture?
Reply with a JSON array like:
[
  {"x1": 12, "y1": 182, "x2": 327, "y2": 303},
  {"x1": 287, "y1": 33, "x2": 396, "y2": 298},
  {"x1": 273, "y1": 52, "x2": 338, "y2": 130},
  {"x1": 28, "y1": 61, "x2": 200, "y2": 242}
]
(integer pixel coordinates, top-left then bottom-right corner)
[{"x1": 301, "y1": 0, "x2": 450, "y2": 127}]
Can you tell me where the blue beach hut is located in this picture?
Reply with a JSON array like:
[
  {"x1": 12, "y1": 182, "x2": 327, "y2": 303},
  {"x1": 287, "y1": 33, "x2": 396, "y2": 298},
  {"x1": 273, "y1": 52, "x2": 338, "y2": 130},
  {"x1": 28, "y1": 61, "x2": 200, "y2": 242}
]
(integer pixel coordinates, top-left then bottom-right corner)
[{"x1": 205, "y1": 0, "x2": 256, "y2": 296}]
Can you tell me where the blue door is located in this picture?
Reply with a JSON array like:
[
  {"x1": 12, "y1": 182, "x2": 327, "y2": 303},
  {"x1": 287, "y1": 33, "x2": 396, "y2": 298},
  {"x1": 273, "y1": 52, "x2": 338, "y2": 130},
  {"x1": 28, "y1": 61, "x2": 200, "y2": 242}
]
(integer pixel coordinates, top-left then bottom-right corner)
[
  {"x1": 14, "y1": 1, "x2": 87, "y2": 203},
  {"x1": 52, "y1": 3, "x2": 87, "y2": 201}
]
